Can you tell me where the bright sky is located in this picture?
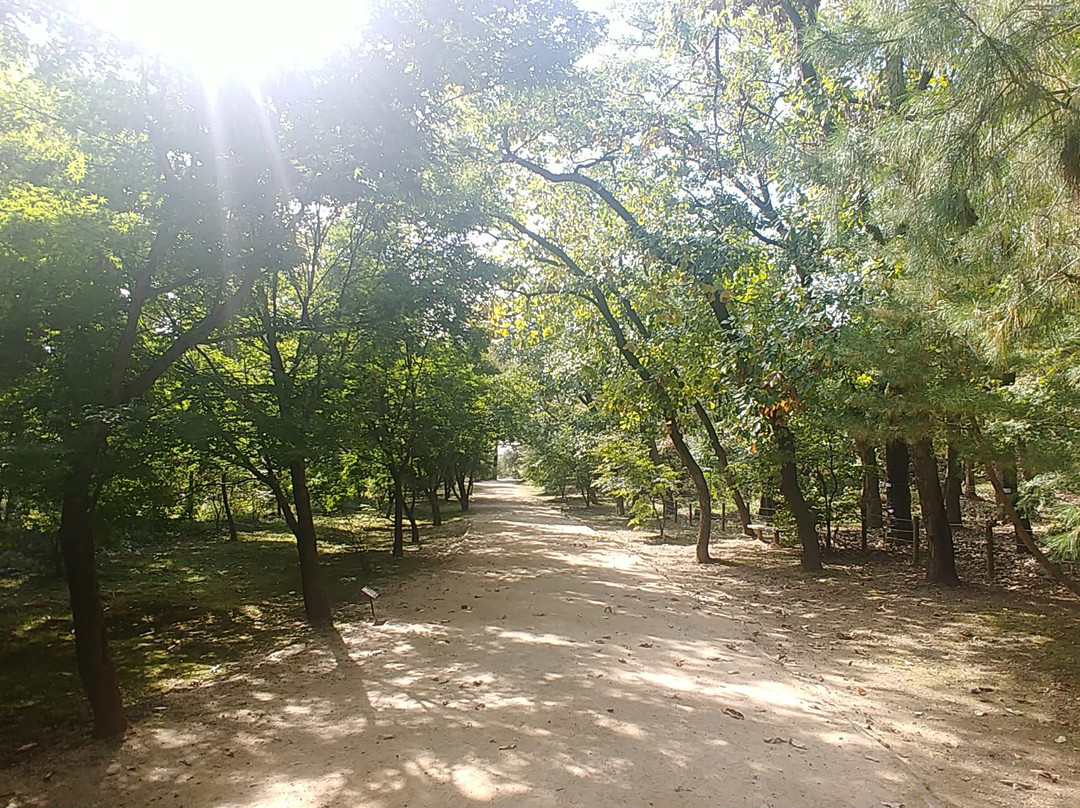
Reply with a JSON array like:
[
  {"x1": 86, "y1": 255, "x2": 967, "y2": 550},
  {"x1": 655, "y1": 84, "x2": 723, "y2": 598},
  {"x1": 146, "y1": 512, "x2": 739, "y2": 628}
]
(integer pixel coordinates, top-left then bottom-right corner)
[{"x1": 71, "y1": 0, "x2": 374, "y2": 83}]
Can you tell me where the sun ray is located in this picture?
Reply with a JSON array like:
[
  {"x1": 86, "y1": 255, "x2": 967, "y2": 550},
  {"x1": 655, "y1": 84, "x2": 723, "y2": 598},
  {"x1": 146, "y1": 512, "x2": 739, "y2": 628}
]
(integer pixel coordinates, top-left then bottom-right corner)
[{"x1": 71, "y1": 0, "x2": 371, "y2": 85}]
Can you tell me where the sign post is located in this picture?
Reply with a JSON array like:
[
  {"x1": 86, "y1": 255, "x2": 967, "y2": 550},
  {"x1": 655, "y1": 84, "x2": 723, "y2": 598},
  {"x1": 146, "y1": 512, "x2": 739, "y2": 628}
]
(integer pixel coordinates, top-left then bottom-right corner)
[{"x1": 361, "y1": 586, "x2": 379, "y2": 621}]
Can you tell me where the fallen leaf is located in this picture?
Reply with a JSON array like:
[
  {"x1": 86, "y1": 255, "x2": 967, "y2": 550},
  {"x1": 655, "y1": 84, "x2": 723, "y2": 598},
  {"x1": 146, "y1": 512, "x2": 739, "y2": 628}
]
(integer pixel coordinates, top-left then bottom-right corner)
[
  {"x1": 498, "y1": 744, "x2": 517, "y2": 751},
  {"x1": 639, "y1": 642, "x2": 654, "y2": 648},
  {"x1": 969, "y1": 686, "x2": 994, "y2": 694},
  {"x1": 1032, "y1": 769, "x2": 1061, "y2": 783},
  {"x1": 789, "y1": 738, "x2": 807, "y2": 749},
  {"x1": 763, "y1": 736, "x2": 788, "y2": 745},
  {"x1": 1054, "y1": 735, "x2": 1067, "y2": 744},
  {"x1": 722, "y1": 707, "x2": 745, "y2": 720}
]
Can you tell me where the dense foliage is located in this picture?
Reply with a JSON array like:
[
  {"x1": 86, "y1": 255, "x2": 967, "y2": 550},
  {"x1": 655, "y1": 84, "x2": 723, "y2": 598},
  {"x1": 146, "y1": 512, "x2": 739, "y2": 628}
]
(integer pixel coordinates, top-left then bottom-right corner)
[{"x1": 2, "y1": 0, "x2": 1079, "y2": 737}]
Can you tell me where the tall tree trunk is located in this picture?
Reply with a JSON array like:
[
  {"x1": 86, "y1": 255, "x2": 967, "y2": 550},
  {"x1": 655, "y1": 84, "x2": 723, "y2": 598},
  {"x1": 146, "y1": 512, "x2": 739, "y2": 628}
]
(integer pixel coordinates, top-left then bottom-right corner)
[
  {"x1": 391, "y1": 469, "x2": 405, "y2": 557},
  {"x1": 691, "y1": 401, "x2": 752, "y2": 533},
  {"x1": 773, "y1": 423, "x2": 822, "y2": 571},
  {"x1": 855, "y1": 441, "x2": 883, "y2": 529},
  {"x1": 58, "y1": 452, "x2": 127, "y2": 738},
  {"x1": 666, "y1": 416, "x2": 712, "y2": 563},
  {"x1": 287, "y1": 459, "x2": 332, "y2": 626},
  {"x1": 221, "y1": 475, "x2": 238, "y2": 542},
  {"x1": 943, "y1": 443, "x2": 963, "y2": 527},
  {"x1": 910, "y1": 438, "x2": 960, "y2": 586},
  {"x1": 885, "y1": 440, "x2": 913, "y2": 541}
]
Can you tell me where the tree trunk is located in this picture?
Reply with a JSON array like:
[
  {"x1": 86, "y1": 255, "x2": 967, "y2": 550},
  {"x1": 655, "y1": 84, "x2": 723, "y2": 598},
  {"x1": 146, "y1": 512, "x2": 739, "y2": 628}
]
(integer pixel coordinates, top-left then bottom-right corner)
[
  {"x1": 456, "y1": 469, "x2": 470, "y2": 512},
  {"x1": 427, "y1": 485, "x2": 442, "y2": 527},
  {"x1": 773, "y1": 423, "x2": 822, "y2": 571},
  {"x1": 666, "y1": 416, "x2": 712, "y2": 563},
  {"x1": 885, "y1": 440, "x2": 913, "y2": 541},
  {"x1": 981, "y1": 456, "x2": 1080, "y2": 597},
  {"x1": 911, "y1": 438, "x2": 960, "y2": 586},
  {"x1": 288, "y1": 459, "x2": 332, "y2": 626},
  {"x1": 1000, "y1": 457, "x2": 1033, "y2": 552},
  {"x1": 221, "y1": 475, "x2": 238, "y2": 542},
  {"x1": 391, "y1": 469, "x2": 405, "y2": 557},
  {"x1": 184, "y1": 469, "x2": 196, "y2": 520},
  {"x1": 964, "y1": 460, "x2": 978, "y2": 498},
  {"x1": 855, "y1": 441, "x2": 883, "y2": 529},
  {"x1": 615, "y1": 495, "x2": 626, "y2": 516},
  {"x1": 58, "y1": 454, "x2": 127, "y2": 738},
  {"x1": 691, "y1": 401, "x2": 752, "y2": 533},
  {"x1": 944, "y1": 443, "x2": 963, "y2": 527}
]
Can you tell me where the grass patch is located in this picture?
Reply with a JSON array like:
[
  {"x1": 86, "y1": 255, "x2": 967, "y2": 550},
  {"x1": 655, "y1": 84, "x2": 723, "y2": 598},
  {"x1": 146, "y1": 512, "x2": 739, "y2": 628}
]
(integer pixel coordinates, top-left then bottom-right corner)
[{"x1": 0, "y1": 505, "x2": 466, "y2": 758}]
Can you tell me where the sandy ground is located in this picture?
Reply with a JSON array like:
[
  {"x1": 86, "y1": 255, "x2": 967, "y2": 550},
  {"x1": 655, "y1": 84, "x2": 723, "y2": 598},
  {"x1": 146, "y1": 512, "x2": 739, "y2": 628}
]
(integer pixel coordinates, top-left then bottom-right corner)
[{"x1": 5, "y1": 482, "x2": 949, "y2": 807}]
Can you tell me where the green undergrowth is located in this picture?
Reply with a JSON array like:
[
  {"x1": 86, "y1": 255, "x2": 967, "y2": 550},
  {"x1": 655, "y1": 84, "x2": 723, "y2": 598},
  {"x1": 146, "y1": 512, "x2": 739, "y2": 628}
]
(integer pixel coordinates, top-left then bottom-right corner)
[{"x1": 0, "y1": 506, "x2": 465, "y2": 758}]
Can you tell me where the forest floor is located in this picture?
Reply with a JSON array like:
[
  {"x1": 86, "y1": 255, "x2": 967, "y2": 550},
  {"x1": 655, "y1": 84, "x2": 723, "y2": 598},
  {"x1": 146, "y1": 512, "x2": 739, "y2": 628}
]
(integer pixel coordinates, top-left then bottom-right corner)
[{"x1": 2, "y1": 481, "x2": 1078, "y2": 807}]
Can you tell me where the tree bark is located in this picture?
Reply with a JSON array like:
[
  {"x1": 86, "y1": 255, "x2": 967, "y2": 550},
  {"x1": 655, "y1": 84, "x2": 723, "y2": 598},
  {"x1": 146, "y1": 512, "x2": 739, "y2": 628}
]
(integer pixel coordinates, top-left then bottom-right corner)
[
  {"x1": 391, "y1": 469, "x2": 405, "y2": 557},
  {"x1": 667, "y1": 417, "x2": 713, "y2": 563},
  {"x1": 885, "y1": 440, "x2": 913, "y2": 541},
  {"x1": 910, "y1": 438, "x2": 960, "y2": 585},
  {"x1": 1000, "y1": 457, "x2": 1033, "y2": 552},
  {"x1": 855, "y1": 441, "x2": 883, "y2": 529},
  {"x1": 221, "y1": 475, "x2": 238, "y2": 542},
  {"x1": 455, "y1": 468, "x2": 471, "y2": 512},
  {"x1": 691, "y1": 401, "x2": 752, "y2": 533},
  {"x1": 964, "y1": 459, "x2": 978, "y2": 497},
  {"x1": 980, "y1": 456, "x2": 1080, "y2": 597},
  {"x1": 944, "y1": 443, "x2": 963, "y2": 527},
  {"x1": 287, "y1": 459, "x2": 332, "y2": 626},
  {"x1": 58, "y1": 450, "x2": 127, "y2": 738},
  {"x1": 773, "y1": 423, "x2": 822, "y2": 571},
  {"x1": 427, "y1": 485, "x2": 442, "y2": 527},
  {"x1": 184, "y1": 469, "x2": 196, "y2": 520}
]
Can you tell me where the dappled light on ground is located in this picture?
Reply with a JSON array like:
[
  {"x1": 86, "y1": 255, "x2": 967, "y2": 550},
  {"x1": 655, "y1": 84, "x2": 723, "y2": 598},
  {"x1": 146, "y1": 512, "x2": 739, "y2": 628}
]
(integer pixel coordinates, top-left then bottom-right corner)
[{"x1": 6, "y1": 482, "x2": 953, "y2": 806}]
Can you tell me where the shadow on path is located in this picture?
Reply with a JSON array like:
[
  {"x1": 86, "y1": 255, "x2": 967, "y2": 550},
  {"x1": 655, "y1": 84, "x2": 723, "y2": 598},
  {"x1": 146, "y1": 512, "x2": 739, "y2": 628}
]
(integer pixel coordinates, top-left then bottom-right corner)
[{"x1": 6, "y1": 482, "x2": 935, "y2": 808}]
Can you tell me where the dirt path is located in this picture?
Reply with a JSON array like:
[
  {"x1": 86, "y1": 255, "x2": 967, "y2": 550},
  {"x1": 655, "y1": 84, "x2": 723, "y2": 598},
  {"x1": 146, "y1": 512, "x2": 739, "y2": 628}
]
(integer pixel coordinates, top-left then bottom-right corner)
[{"x1": 6, "y1": 482, "x2": 939, "y2": 807}]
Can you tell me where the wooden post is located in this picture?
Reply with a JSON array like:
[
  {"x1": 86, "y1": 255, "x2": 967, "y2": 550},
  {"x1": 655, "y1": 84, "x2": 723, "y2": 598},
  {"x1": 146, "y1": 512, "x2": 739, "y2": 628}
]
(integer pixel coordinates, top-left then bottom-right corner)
[
  {"x1": 860, "y1": 502, "x2": 868, "y2": 552},
  {"x1": 912, "y1": 516, "x2": 921, "y2": 566},
  {"x1": 985, "y1": 521, "x2": 995, "y2": 578},
  {"x1": 721, "y1": 502, "x2": 727, "y2": 531}
]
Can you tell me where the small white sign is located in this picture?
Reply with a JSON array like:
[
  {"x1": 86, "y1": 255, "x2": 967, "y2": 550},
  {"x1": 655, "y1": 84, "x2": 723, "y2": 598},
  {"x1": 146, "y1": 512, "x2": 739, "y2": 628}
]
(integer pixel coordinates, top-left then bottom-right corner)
[{"x1": 361, "y1": 586, "x2": 379, "y2": 600}]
